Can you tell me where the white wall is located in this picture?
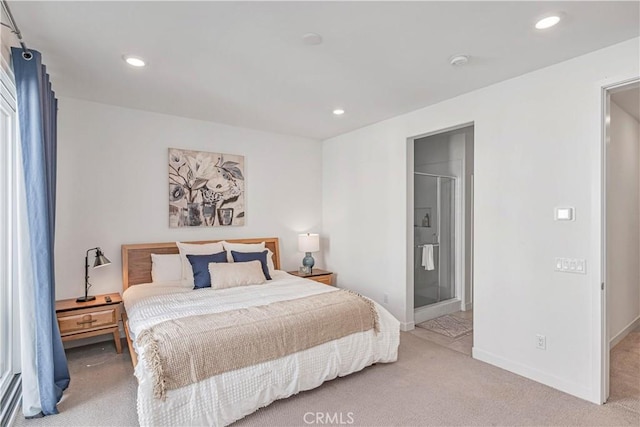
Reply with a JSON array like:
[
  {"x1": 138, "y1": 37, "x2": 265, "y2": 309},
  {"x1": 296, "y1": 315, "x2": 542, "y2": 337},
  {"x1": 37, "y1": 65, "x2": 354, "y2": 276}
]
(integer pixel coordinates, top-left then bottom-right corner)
[
  {"x1": 55, "y1": 98, "x2": 322, "y2": 300},
  {"x1": 322, "y1": 37, "x2": 640, "y2": 403},
  {"x1": 607, "y1": 100, "x2": 640, "y2": 344}
]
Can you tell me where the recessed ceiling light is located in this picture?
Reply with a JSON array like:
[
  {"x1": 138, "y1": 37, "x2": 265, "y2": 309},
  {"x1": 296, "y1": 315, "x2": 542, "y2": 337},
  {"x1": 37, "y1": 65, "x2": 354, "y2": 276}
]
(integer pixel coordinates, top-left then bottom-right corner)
[
  {"x1": 123, "y1": 55, "x2": 146, "y2": 67},
  {"x1": 333, "y1": 109, "x2": 345, "y2": 115},
  {"x1": 302, "y1": 33, "x2": 323, "y2": 45},
  {"x1": 449, "y1": 55, "x2": 469, "y2": 67},
  {"x1": 535, "y1": 15, "x2": 561, "y2": 30}
]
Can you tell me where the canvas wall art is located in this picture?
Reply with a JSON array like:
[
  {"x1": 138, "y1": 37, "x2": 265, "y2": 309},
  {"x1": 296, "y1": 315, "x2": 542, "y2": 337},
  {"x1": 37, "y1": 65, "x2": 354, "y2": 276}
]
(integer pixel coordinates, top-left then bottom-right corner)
[{"x1": 169, "y1": 148, "x2": 245, "y2": 227}]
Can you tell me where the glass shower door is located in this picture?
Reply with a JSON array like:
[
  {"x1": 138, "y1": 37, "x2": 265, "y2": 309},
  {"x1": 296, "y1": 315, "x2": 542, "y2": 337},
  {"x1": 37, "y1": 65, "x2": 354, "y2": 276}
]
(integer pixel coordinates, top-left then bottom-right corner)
[{"x1": 414, "y1": 174, "x2": 455, "y2": 309}]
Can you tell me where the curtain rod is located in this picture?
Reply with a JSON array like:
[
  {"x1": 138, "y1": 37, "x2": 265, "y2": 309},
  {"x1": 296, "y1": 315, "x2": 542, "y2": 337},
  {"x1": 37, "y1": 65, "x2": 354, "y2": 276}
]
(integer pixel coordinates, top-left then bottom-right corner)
[{"x1": 1, "y1": 0, "x2": 32, "y2": 60}]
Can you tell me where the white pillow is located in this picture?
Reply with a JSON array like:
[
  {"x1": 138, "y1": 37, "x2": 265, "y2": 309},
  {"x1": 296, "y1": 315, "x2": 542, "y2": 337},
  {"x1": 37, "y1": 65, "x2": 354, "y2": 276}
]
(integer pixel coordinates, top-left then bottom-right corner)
[
  {"x1": 222, "y1": 241, "x2": 276, "y2": 274},
  {"x1": 176, "y1": 241, "x2": 225, "y2": 288},
  {"x1": 208, "y1": 260, "x2": 266, "y2": 290},
  {"x1": 151, "y1": 254, "x2": 182, "y2": 283},
  {"x1": 222, "y1": 241, "x2": 265, "y2": 262}
]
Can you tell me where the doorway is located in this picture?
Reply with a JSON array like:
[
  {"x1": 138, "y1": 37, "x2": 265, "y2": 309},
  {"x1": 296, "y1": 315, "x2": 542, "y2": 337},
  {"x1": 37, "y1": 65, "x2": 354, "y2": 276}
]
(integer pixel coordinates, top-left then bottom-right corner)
[
  {"x1": 603, "y1": 80, "x2": 640, "y2": 406},
  {"x1": 409, "y1": 124, "x2": 474, "y2": 336}
]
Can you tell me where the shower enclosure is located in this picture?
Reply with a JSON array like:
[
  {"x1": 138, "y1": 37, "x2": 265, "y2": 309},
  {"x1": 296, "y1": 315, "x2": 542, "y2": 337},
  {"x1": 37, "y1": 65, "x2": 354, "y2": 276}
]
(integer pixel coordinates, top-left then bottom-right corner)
[{"x1": 414, "y1": 173, "x2": 456, "y2": 310}]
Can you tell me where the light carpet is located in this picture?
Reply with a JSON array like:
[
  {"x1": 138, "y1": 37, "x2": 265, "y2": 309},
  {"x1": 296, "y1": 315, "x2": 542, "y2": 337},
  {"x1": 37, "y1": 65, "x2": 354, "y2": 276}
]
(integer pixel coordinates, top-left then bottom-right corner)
[
  {"x1": 12, "y1": 333, "x2": 640, "y2": 427},
  {"x1": 416, "y1": 314, "x2": 473, "y2": 339},
  {"x1": 609, "y1": 331, "x2": 640, "y2": 415}
]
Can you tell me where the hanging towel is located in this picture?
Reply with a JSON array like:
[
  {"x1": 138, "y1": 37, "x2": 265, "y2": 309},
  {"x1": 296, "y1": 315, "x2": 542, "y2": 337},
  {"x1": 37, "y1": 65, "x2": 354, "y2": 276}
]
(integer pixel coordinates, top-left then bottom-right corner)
[{"x1": 421, "y1": 245, "x2": 435, "y2": 271}]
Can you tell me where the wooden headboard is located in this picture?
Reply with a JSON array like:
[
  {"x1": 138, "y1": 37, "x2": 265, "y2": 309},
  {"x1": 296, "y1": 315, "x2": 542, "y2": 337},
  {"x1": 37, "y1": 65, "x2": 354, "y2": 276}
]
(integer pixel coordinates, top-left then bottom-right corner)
[{"x1": 121, "y1": 238, "x2": 281, "y2": 290}]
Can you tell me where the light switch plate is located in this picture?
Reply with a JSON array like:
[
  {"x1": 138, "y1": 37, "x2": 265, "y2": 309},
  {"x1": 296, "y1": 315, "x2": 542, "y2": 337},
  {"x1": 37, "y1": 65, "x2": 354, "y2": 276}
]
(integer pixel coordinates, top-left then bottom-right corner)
[{"x1": 555, "y1": 257, "x2": 587, "y2": 274}]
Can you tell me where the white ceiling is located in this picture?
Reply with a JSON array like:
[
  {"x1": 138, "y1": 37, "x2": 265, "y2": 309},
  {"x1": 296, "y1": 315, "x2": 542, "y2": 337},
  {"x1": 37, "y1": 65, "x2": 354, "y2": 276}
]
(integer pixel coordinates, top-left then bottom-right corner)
[
  {"x1": 8, "y1": 1, "x2": 640, "y2": 140},
  {"x1": 612, "y1": 87, "x2": 640, "y2": 122}
]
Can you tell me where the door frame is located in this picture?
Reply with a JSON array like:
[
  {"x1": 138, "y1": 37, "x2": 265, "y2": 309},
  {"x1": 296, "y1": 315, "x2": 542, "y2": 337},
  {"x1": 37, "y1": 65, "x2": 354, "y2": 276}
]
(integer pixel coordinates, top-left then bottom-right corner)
[{"x1": 600, "y1": 77, "x2": 640, "y2": 403}]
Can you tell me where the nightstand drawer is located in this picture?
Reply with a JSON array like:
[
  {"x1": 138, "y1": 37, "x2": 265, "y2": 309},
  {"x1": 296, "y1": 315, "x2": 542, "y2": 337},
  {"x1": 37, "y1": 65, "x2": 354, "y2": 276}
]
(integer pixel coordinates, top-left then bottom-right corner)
[
  {"x1": 311, "y1": 274, "x2": 333, "y2": 285},
  {"x1": 58, "y1": 308, "x2": 117, "y2": 335}
]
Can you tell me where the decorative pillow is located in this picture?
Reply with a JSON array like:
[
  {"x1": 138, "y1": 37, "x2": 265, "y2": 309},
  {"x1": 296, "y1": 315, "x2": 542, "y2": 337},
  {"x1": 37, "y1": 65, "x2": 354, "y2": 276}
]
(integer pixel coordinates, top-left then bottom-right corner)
[
  {"x1": 223, "y1": 241, "x2": 276, "y2": 274},
  {"x1": 222, "y1": 241, "x2": 265, "y2": 262},
  {"x1": 231, "y1": 250, "x2": 272, "y2": 280},
  {"x1": 187, "y1": 252, "x2": 228, "y2": 289},
  {"x1": 151, "y1": 254, "x2": 183, "y2": 283},
  {"x1": 177, "y1": 241, "x2": 225, "y2": 287},
  {"x1": 208, "y1": 260, "x2": 266, "y2": 290}
]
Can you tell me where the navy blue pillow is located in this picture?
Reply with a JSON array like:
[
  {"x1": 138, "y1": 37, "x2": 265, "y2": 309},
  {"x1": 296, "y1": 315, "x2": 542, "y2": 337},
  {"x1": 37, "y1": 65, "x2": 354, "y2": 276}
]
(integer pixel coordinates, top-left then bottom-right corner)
[
  {"x1": 187, "y1": 252, "x2": 228, "y2": 289},
  {"x1": 231, "y1": 250, "x2": 272, "y2": 280}
]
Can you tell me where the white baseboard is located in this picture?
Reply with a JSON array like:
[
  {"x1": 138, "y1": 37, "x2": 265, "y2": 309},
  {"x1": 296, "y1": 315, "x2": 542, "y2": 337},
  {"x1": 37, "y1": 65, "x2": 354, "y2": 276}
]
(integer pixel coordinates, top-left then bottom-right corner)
[
  {"x1": 472, "y1": 347, "x2": 595, "y2": 404},
  {"x1": 610, "y1": 315, "x2": 640, "y2": 349},
  {"x1": 400, "y1": 321, "x2": 415, "y2": 331},
  {"x1": 464, "y1": 302, "x2": 473, "y2": 311}
]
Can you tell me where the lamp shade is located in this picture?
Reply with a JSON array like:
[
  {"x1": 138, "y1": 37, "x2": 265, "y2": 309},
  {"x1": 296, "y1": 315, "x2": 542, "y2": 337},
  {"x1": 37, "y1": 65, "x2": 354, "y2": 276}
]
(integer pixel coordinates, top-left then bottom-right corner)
[
  {"x1": 298, "y1": 233, "x2": 320, "y2": 253},
  {"x1": 93, "y1": 248, "x2": 111, "y2": 268}
]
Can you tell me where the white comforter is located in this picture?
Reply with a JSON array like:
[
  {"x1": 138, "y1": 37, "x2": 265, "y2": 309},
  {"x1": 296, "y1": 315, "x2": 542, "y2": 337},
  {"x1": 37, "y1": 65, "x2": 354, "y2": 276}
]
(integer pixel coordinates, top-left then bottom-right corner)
[{"x1": 123, "y1": 271, "x2": 400, "y2": 427}]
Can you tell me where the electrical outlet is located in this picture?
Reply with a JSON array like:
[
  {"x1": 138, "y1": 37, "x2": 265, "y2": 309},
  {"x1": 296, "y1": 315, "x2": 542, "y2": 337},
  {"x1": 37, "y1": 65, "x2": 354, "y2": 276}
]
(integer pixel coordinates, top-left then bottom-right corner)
[
  {"x1": 536, "y1": 334, "x2": 546, "y2": 350},
  {"x1": 383, "y1": 293, "x2": 389, "y2": 304}
]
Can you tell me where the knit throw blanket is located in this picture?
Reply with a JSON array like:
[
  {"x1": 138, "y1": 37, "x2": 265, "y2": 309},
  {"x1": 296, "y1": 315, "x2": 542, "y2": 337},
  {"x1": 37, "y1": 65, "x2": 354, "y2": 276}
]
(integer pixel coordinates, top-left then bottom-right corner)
[{"x1": 137, "y1": 289, "x2": 379, "y2": 400}]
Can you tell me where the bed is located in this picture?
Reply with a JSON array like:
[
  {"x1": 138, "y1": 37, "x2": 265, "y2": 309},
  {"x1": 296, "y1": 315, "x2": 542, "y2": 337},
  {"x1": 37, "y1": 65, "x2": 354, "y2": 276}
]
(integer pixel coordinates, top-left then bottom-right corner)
[{"x1": 121, "y1": 238, "x2": 400, "y2": 426}]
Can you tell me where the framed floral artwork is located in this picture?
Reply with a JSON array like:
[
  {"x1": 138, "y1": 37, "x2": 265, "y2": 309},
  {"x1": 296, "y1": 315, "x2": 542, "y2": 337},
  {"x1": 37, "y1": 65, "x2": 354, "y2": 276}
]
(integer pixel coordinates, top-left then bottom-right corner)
[{"x1": 169, "y1": 148, "x2": 245, "y2": 227}]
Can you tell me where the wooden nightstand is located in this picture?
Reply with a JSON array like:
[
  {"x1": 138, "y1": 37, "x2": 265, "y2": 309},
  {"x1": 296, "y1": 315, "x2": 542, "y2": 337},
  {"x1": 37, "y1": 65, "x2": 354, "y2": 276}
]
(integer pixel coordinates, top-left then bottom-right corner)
[
  {"x1": 287, "y1": 269, "x2": 334, "y2": 286},
  {"x1": 55, "y1": 293, "x2": 123, "y2": 353}
]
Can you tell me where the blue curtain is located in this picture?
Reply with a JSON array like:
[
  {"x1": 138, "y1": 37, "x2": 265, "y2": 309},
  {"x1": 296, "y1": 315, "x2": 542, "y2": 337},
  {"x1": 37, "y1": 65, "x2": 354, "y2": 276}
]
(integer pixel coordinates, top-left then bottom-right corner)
[{"x1": 12, "y1": 48, "x2": 70, "y2": 416}]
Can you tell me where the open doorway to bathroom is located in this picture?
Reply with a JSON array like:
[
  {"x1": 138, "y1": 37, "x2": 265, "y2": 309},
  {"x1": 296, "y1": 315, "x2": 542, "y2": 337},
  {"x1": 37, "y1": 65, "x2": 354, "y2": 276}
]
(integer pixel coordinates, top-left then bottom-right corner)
[
  {"x1": 603, "y1": 80, "x2": 639, "y2": 406},
  {"x1": 408, "y1": 124, "x2": 474, "y2": 356}
]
